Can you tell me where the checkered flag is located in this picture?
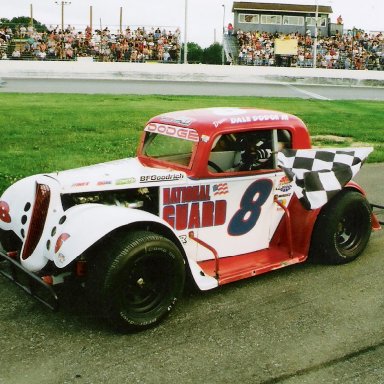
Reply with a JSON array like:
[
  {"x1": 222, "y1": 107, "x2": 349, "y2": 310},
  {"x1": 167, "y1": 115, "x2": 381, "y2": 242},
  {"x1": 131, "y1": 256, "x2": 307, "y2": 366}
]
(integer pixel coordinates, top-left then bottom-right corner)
[{"x1": 278, "y1": 147, "x2": 373, "y2": 210}]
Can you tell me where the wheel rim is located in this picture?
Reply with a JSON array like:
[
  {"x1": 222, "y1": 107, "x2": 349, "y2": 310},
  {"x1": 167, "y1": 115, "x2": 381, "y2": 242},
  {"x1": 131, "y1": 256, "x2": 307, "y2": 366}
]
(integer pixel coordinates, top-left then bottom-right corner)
[
  {"x1": 335, "y1": 206, "x2": 367, "y2": 257},
  {"x1": 120, "y1": 252, "x2": 174, "y2": 317}
]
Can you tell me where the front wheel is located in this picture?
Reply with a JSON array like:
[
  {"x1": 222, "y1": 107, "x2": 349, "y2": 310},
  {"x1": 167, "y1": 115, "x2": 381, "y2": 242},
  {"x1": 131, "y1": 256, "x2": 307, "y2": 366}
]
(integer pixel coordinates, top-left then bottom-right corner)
[
  {"x1": 90, "y1": 231, "x2": 185, "y2": 332},
  {"x1": 310, "y1": 191, "x2": 372, "y2": 264}
]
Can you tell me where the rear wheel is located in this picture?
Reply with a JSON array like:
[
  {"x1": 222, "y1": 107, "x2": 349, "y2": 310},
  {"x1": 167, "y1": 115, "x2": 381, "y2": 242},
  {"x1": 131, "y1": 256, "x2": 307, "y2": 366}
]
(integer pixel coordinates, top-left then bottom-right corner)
[
  {"x1": 89, "y1": 231, "x2": 185, "y2": 332},
  {"x1": 310, "y1": 191, "x2": 372, "y2": 264}
]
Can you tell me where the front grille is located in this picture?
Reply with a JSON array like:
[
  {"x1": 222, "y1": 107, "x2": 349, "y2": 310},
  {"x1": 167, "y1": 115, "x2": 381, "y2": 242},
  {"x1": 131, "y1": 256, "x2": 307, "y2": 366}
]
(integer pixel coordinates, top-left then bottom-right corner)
[{"x1": 22, "y1": 183, "x2": 51, "y2": 260}]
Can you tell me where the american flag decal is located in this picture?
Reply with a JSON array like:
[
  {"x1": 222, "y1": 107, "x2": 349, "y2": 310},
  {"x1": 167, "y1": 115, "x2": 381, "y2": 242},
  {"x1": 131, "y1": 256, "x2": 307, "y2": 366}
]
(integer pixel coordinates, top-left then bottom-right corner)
[{"x1": 213, "y1": 183, "x2": 229, "y2": 196}]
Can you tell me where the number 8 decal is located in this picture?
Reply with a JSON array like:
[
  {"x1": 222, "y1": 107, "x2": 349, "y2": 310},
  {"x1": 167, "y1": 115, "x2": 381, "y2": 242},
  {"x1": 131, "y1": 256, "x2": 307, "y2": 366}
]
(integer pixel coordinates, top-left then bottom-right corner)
[{"x1": 228, "y1": 179, "x2": 273, "y2": 236}]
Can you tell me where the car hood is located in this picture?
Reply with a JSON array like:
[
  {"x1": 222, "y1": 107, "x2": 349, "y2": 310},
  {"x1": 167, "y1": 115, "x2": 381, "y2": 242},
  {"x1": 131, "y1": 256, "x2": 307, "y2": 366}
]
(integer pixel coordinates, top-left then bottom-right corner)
[{"x1": 47, "y1": 157, "x2": 187, "y2": 193}]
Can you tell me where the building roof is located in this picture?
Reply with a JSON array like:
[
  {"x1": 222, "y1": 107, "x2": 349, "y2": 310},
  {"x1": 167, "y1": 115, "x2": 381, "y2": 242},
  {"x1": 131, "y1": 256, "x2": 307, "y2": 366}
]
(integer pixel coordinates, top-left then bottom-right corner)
[{"x1": 232, "y1": 2, "x2": 333, "y2": 14}]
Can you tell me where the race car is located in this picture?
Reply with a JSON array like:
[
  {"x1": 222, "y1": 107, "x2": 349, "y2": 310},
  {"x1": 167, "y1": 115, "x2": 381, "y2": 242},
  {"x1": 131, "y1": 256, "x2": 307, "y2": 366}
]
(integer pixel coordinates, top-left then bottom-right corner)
[{"x1": 0, "y1": 107, "x2": 380, "y2": 332}]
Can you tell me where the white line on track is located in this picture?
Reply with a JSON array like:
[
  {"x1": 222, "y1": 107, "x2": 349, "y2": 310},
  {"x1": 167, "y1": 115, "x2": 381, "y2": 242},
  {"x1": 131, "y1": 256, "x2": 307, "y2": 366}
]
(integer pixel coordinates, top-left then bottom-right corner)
[{"x1": 284, "y1": 84, "x2": 332, "y2": 100}]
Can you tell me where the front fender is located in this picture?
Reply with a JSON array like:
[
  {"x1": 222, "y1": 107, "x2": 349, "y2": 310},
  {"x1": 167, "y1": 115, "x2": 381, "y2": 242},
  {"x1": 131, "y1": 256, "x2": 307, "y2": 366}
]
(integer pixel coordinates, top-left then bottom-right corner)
[{"x1": 51, "y1": 204, "x2": 172, "y2": 268}]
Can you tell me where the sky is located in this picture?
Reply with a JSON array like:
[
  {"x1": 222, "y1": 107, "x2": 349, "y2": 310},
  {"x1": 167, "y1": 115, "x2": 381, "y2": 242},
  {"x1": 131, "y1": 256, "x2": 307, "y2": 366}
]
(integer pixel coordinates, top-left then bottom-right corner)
[{"x1": 1, "y1": 0, "x2": 383, "y2": 47}]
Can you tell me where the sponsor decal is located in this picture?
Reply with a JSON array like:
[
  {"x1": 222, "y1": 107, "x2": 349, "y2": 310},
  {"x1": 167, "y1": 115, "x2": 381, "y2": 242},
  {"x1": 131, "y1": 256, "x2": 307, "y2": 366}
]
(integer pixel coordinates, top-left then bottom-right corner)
[
  {"x1": 213, "y1": 118, "x2": 227, "y2": 128},
  {"x1": 159, "y1": 116, "x2": 194, "y2": 126},
  {"x1": 230, "y1": 114, "x2": 289, "y2": 124},
  {"x1": 96, "y1": 180, "x2": 112, "y2": 186},
  {"x1": 140, "y1": 173, "x2": 184, "y2": 183},
  {"x1": 179, "y1": 235, "x2": 188, "y2": 244},
  {"x1": 276, "y1": 176, "x2": 292, "y2": 193},
  {"x1": 0, "y1": 201, "x2": 11, "y2": 223},
  {"x1": 276, "y1": 198, "x2": 287, "y2": 207},
  {"x1": 145, "y1": 123, "x2": 199, "y2": 142},
  {"x1": 275, "y1": 193, "x2": 291, "y2": 198},
  {"x1": 115, "y1": 177, "x2": 136, "y2": 185},
  {"x1": 162, "y1": 185, "x2": 227, "y2": 230},
  {"x1": 212, "y1": 183, "x2": 229, "y2": 196},
  {"x1": 71, "y1": 182, "x2": 90, "y2": 188}
]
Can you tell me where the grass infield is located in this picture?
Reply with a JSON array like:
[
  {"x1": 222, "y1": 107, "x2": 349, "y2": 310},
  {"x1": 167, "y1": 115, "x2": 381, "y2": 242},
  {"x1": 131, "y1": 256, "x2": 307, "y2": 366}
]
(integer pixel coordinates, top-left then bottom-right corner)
[{"x1": 1, "y1": 93, "x2": 383, "y2": 192}]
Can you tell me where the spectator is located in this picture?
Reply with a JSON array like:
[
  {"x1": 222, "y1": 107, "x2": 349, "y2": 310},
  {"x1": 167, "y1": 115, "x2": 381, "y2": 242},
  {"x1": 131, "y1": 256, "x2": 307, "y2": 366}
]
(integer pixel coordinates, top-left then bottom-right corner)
[
  {"x1": 227, "y1": 23, "x2": 234, "y2": 36},
  {"x1": 19, "y1": 25, "x2": 27, "y2": 38},
  {"x1": 11, "y1": 49, "x2": 21, "y2": 59}
]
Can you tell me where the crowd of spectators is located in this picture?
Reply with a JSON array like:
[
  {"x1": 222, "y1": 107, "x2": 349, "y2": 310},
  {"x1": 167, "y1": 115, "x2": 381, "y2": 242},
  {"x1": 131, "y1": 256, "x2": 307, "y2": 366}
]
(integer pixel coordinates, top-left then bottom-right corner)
[
  {"x1": 0, "y1": 24, "x2": 181, "y2": 62},
  {"x1": 1, "y1": 22, "x2": 383, "y2": 70},
  {"x1": 235, "y1": 29, "x2": 384, "y2": 70}
]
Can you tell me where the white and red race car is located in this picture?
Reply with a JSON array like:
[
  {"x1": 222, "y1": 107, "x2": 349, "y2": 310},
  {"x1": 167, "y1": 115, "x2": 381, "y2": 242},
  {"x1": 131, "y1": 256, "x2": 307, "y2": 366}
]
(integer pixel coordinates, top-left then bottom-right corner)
[{"x1": 0, "y1": 108, "x2": 380, "y2": 331}]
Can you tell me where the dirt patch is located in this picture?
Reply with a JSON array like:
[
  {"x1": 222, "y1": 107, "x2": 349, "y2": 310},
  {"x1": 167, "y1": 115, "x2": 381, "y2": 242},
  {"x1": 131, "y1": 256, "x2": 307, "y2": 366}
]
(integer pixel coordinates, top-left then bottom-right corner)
[{"x1": 311, "y1": 135, "x2": 370, "y2": 148}]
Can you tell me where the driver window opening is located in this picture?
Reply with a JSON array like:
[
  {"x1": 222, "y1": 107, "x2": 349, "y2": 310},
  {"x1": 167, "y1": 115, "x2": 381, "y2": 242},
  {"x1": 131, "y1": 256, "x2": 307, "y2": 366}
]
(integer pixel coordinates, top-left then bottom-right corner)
[{"x1": 208, "y1": 129, "x2": 291, "y2": 174}]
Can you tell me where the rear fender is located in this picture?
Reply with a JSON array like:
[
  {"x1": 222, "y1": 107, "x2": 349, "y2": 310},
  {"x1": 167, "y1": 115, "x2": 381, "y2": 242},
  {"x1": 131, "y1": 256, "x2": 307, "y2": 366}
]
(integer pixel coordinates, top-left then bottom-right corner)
[
  {"x1": 51, "y1": 204, "x2": 171, "y2": 268},
  {"x1": 345, "y1": 182, "x2": 381, "y2": 230}
]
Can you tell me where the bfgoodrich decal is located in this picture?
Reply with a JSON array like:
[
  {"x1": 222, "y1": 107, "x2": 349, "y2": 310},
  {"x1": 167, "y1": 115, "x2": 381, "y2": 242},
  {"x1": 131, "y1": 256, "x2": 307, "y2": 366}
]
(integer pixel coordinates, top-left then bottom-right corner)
[{"x1": 140, "y1": 173, "x2": 184, "y2": 183}]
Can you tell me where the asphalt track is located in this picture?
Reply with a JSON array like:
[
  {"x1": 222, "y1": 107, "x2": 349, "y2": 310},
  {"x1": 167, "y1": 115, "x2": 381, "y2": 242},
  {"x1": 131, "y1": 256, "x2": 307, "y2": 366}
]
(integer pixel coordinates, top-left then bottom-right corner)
[{"x1": 1, "y1": 77, "x2": 384, "y2": 100}]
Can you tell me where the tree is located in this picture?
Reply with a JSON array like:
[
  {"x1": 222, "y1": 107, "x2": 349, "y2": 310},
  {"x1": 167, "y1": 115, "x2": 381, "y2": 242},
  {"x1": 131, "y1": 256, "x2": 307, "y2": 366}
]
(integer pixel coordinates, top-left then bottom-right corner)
[
  {"x1": 203, "y1": 43, "x2": 223, "y2": 65},
  {"x1": 181, "y1": 42, "x2": 203, "y2": 63},
  {"x1": 0, "y1": 17, "x2": 48, "y2": 33}
]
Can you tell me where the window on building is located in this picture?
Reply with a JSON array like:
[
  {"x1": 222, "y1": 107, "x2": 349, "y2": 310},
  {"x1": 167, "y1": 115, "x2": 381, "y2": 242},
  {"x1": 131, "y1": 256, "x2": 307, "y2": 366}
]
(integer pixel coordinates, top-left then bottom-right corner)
[
  {"x1": 238, "y1": 13, "x2": 259, "y2": 24},
  {"x1": 282, "y1": 16, "x2": 304, "y2": 26},
  {"x1": 260, "y1": 15, "x2": 282, "y2": 25},
  {"x1": 306, "y1": 16, "x2": 327, "y2": 27}
]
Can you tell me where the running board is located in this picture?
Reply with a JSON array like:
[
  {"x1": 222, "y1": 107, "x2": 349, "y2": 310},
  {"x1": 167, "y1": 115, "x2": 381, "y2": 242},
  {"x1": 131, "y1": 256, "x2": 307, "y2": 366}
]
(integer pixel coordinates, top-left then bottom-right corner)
[
  {"x1": 0, "y1": 250, "x2": 59, "y2": 311},
  {"x1": 198, "y1": 247, "x2": 306, "y2": 286}
]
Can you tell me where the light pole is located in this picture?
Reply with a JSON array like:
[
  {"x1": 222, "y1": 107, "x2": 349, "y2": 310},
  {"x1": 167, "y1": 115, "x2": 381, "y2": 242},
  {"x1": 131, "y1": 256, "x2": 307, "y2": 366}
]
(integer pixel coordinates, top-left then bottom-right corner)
[
  {"x1": 313, "y1": 0, "x2": 318, "y2": 68},
  {"x1": 184, "y1": 0, "x2": 188, "y2": 64},
  {"x1": 55, "y1": 1, "x2": 71, "y2": 33},
  {"x1": 89, "y1": 5, "x2": 93, "y2": 35},
  {"x1": 119, "y1": 7, "x2": 123, "y2": 36},
  {"x1": 30, "y1": 3, "x2": 34, "y2": 28},
  {"x1": 222, "y1": 4, "x2": 225, "y2": 65}
]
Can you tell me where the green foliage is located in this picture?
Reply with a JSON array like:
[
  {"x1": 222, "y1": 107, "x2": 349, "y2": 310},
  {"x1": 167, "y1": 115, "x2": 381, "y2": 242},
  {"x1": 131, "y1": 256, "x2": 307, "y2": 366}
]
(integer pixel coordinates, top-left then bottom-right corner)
[
  {"x1": 203, "y1": 43, "x2": 223, "y2": 65},
  {"x1": 181, "y1": 42, "x2": 204, "y2": 63},
  {"x1": 0, "y1": 17, "x2": 48, "y2": 33},
  {"x1": 181, "y1": 42, "x2": 224, "y2": 64},
  {"x1": 0, "y1": 94, "x2": 383, "y2": 193}
]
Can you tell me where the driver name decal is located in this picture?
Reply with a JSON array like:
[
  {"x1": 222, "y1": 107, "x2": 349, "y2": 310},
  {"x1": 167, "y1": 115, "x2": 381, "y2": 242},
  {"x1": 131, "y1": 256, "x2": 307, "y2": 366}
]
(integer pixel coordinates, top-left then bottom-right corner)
[
  {"x1": 230, "y1": 114, "x2": 289, "y2": 124},
  {"x1": 162, "y1": 185, "x2": 227, "y2": 230}
]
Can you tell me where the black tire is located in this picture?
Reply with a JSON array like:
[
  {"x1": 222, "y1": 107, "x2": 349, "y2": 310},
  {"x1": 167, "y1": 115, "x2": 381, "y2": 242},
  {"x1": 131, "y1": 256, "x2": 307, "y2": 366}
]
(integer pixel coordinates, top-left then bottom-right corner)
[
  {"x1": 89, "y1": 230, "x2": 185, "y2": 332},
  {"x1": 310, "y1": 191, "x2": 372, "y2": 265}
]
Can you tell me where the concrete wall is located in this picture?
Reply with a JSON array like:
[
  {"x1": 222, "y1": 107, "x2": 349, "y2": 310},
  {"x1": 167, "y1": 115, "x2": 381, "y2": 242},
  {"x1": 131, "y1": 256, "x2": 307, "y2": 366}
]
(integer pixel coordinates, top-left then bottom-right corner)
[{"x1": 0, "y1": 59, "x2": 383, "y2": 87}]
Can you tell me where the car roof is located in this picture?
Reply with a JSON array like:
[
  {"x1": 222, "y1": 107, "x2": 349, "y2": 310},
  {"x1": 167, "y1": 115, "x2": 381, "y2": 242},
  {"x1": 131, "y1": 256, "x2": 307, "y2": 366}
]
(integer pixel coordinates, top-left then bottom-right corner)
[{"x1": 147, "y1": 107, "x2": 306, "y2": 137}]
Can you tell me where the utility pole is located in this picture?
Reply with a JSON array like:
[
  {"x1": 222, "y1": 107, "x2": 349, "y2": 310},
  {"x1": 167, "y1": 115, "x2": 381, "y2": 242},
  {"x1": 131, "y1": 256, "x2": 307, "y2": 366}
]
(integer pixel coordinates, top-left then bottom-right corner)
[
  {"x1": 30, "y1": 4, "x2": 34, "y2": 28},
  {"x1": 55, "y1": 1, "x2": 71, "y2": 32},
  {"x1": 222, "y1": 4, "x2": 225, "y2": 65},
  {"x1": 184, "y1": 0, "x2": 188, "y2": 64},
  {"x1": 313, "y1": 0, "x2": 318, "y2": 68},
  {"x1": 120, "y1": 7, "x2": 123, "y2": 36},
  {"x1": 90, "y1": 5, "x2": 93, "y2": 34}
]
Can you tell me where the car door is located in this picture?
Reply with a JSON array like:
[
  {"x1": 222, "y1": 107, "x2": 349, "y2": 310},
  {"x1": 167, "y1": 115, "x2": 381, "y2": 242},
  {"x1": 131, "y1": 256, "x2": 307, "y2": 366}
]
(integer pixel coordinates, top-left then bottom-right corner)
[
  {"x1": 192, "y1": 129, "x2": 294, "y2": 262},
  {"x1": 194, "y1": 173, "x2": 277, "y2": 261}
]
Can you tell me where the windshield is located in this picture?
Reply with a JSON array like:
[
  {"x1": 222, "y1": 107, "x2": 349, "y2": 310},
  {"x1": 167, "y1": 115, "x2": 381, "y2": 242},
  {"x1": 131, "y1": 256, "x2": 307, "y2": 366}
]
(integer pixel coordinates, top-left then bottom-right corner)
[{"x1": 142, "y1": 123, "x2": 199, "y2": 168}]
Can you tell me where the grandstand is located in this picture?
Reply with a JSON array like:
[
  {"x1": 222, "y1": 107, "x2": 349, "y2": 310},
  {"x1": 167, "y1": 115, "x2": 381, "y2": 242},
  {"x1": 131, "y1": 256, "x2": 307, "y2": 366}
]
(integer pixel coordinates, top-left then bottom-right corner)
[
  {"x1": 0, "y1": 24, "x2": 182, "y2": 63},
  {"x1": 0, "y1": 1, "x2": 383, "y2": 70}
]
